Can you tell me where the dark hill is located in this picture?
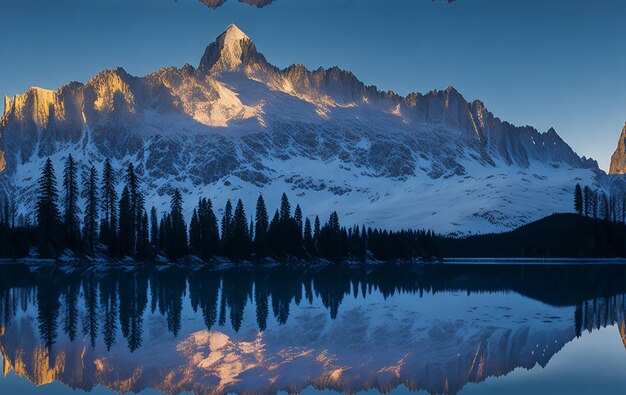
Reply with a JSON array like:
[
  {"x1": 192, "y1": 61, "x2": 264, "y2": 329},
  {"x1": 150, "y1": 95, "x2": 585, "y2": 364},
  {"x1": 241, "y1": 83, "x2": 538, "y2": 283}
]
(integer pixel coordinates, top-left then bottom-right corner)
[{"x1": 438, "y1": 213, "x2": 626, "y2": 258}]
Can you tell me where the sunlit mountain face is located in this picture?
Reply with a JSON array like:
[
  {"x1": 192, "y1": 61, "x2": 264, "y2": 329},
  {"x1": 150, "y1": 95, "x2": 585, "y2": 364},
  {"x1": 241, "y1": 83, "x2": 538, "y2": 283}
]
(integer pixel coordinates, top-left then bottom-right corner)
[
  {"x1": 0, "y1": 24, "x2": 614, "y2": 236},
  {"x1": 1, "y1": 264, "x2": 626, "y2": 395}
]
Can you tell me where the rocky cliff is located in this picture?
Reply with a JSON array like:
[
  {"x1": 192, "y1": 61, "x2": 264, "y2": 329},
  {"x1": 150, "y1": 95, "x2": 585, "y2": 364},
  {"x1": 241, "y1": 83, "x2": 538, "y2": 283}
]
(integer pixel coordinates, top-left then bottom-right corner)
[{"x1": 0, "y1": 24, "x2": 607, "y2": 234}]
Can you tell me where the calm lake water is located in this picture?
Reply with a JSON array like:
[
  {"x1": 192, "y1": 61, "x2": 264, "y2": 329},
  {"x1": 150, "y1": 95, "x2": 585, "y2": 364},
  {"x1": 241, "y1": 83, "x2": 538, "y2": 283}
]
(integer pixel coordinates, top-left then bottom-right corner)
[{"x1": 0, "y1": 263, "x2": 626, "y2": 395}]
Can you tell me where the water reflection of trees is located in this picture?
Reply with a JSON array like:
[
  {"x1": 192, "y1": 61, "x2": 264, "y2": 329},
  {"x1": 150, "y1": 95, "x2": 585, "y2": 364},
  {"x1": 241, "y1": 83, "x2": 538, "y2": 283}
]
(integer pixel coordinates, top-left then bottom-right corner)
[
  {"x1": 576, "y1": 294, "x2": 626, "y2": 338},
  {"x1": 100, "y1": 271, "x2": 118, "y2": 351},
  {"x1": 2, "y1": 264, "x2": 626, "y2": 352}
]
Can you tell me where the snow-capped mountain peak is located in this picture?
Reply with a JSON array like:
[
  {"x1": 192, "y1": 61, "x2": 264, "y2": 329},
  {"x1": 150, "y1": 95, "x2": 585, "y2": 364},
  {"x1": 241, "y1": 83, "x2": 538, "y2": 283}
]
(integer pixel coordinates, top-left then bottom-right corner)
[
  {"x1": 0, "y1": 23, "x2": 616, "y2": 235},
  {"x1": 198, "y1": 24, "x2": 263, "y2": 75},
  {"x1": 223, "y1": 23, "x2": 249, "y2": 41}
]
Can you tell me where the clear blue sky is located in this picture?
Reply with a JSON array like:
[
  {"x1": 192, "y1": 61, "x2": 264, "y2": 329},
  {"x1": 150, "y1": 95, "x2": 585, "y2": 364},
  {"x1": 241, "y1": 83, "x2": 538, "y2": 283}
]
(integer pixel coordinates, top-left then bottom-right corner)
[{"x1": 1, "y1": 0, "x2": 625, "y2": 170}]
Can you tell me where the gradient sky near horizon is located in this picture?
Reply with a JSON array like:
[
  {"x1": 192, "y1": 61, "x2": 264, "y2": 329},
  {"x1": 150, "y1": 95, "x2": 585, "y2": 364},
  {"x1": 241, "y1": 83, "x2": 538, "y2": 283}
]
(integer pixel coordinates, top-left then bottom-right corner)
[{"x1": 1, "y1": 0, "x2": 625, "y2": 170}]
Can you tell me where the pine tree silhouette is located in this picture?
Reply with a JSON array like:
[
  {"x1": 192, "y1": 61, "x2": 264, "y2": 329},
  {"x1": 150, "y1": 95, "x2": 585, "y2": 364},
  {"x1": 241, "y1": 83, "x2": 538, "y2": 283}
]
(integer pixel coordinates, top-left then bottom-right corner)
[
  {"x1": 189, "y1": 208, "x2": 201, "y2": 254},
  {"x1": 168, "y1": 188, "x2": 187, "y2": 259},
  {"x1": 150, "y1": 207, "x2": 159, "y2": 247},
  {"x1": 82, "y1": 165, "x2": 99, "y2": 254},
  {"x1": 100, "y1": 158, "x2": 118, "y2": 255},
  {"x1": 118, "y1": 187, "x2": 132, "y2": 257},
  {"x1": 221, "y1": 200, "x2": 233, "y2": 256},
  {"x1": 198, "y1": 198, "x2": 219, "y2": 258},
  {"x1": 63, "y1": 154, "x2": 81, "y2": 249},
  {"x1": 574, "y1": 183, "x2": 583, "y2": 215},
  {"x1": 231, "y1": 199, "x2": 250, "y2": 260},
  {"x1": 254, "y1": 194, "x2": 269, "y2": 258},
  {"x1": 36, "y1": 158, "x2": 61, "y2": 257}
]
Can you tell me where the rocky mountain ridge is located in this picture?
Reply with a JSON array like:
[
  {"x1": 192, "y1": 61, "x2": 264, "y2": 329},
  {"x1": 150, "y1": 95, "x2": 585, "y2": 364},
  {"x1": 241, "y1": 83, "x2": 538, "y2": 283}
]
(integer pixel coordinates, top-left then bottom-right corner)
[
  {"x1": 609, "y1": 123, "x2": 626, "y2": 175},
  {"x1": 0, "y1": 24, "x2": 612, "y2": 234}
]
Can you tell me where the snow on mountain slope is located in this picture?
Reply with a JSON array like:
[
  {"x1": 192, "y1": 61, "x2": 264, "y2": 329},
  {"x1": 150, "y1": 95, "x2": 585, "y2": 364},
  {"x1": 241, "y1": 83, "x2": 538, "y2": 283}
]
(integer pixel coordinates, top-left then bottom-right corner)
[{"x1": 0, "y1": 24, "x2": 613, "y2": 235}]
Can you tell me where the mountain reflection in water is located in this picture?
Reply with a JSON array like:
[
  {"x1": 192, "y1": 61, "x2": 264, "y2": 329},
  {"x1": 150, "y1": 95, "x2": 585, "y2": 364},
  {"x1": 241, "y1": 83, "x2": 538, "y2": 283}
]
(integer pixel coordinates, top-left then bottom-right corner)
[{"x1": 0, "y1": 263, "x2": 625, "y2": 395}]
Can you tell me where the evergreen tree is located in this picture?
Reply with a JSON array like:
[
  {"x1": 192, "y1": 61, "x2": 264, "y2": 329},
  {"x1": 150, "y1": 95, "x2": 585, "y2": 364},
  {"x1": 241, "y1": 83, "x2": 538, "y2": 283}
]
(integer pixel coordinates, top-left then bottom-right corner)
[
  {"x1": 318, "y1": 211, "x2": 342, "y2": 260},
  {"x1": 279, "y1": 193, "x2": 291, "y2": 222},
  {"x1": 124, "y1": 163, "x2": 144, "y2": 254},
  {"x1": 356, "y1": 225, "x2": 367, "y2": 260},
  {"x1": 583, "y1": 186, "x2": 591, "y2": 217},
  {"x1": 150, "y1": 207, "x2": 158, "y2": 247},
  {"x1": 361, "y1": 225, "x2": 368, "y2": 254},
  {"x1": 574, "y1": 183, "x2": 583, "y2": 215},
  {"x1": 303, "y1": 217, "x2": 313, "y2": 253},
  {"x1": 610, "y1": 193, "x2": 618, "y2": 222},
  {"x1": 189, "y1": 208, "x2": 201, "y2": 253},
  {"x1": 118, "y1": 187, "x2": 132, "y2": 257},
  {"x1": 313, "y1": 215, "x2": 321, "y2": 247},
  {"x1": 267, "y1": 209, "x2": 280, "y2": 256},
  {"x1": 592, "y1": 190, "x2": 599, "y2": 219},
  {"x1": 277, "y1": 193, "x2": 299, "y2": 255},
  {"x1": 221, "y1": 200, "x2": 233, "y2": 256},
  {"x1": 138, "y1": 211, "x2": 150, "y2": 258},
  {"x1": 82, "y1": 165, "x2": 99, "y2": 254},
  {"x1": 36, "y1": 158, "x2": 61, "y2": 257},
  {"x1": 198, "y1": 198, "x2": 219, "y2": 258},
  {"x1": 329, "y1": 211, "x2": 340, "y2": 231},
  {"x1": 166, "y1": 188, "x2": 187, "y2": 260},
  {"x1": 100, "y1": 158, "x2": 118, "y2": 254},
  {"x1": 254, "y1": 195, "x2": 269, "y2": 258},
  {"x1": 294, "y1": 204, "x2": 303, "y2": 241},
  {"x1": 8, "y1": 197, "x2": 16, "y2": 229},
  {"x1": 158, "y1": 214, "x2": 167, "y2": 253},
  {"x1": 63, "y1": 154, "x2": 81, "y2": 248},
  {"x1": 231, "y1": 199, "x2": 250, "y2": 260},
  {"x1": 622, "y1": 194, "x2": 626, "y2": 224},
  {"x1": 600, "y1": 192, "x2": 610, "y2": 220}
]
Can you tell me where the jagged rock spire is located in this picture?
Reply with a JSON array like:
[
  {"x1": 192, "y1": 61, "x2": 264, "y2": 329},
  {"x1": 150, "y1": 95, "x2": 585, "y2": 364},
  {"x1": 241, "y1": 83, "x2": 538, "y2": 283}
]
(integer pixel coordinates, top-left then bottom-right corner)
[
  {"x1": 198, "y1": 24, "x2": 266, "y2": 74},
  {"x1": 609, "y1": 122, "x2": 626, "y2": 174}
]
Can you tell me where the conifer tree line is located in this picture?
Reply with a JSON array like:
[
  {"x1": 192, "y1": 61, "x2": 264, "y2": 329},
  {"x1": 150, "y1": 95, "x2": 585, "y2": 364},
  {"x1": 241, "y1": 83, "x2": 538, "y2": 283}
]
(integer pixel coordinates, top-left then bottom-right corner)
[
  {"x1": 574, "y1": 183, "x2": 626, "y2": 223},
  {"x1": 0, "y1": 156, "x2": 438, "y2": 261}
]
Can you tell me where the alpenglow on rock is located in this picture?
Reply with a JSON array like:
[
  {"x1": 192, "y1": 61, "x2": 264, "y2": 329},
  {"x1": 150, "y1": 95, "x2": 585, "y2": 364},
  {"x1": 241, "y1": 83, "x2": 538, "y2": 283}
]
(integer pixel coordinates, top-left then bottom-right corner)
[
  {"x1": 0, "y1": 24, "x2": 605, "y2": 235},
  {"x1": 609, "y1": 123, "x2": 626, "y2": 175}
]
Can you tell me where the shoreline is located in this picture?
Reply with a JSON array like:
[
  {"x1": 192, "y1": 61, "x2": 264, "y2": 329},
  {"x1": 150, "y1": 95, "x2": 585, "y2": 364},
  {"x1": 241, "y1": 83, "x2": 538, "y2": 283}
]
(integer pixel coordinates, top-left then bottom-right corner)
[{"x1": 2, "y1": 256, "x2": 626, "y2": 268}]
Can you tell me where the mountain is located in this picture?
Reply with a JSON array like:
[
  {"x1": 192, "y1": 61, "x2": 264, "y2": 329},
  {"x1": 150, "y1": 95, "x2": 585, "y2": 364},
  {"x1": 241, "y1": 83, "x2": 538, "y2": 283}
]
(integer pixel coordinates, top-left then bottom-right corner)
[
  {"x1": 609, "y1": 123, "x2": 626, "y2": 175},
  {"x1": 0, "y1": 24, "x2": 609, "y2": 235},
  {"x1": 440, "y1": 213, "x2": 626, "y2": 258}
]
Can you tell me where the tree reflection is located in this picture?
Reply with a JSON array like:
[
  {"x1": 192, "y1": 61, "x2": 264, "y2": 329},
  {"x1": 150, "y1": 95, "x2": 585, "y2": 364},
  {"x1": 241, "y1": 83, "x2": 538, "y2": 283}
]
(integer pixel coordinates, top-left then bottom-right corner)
[
  {"x1": 36, "y1": 277, "x2": 60, "y2": 350},
  {"x1": 150, "y1": 269, "x2": 186, "y2": 337},
  {"x1": 99, "y1": 272, "x2": 118, "y2": 351},
  {"x1": 119, "y1": 271, "x2": 148, "y2": 352},
  {"x1": 82, "y1": 273, "x2": 98, "y2": 348},
  {"x1": 62, "y1": 274, "x2": 80, "y2": 342},
  {"x1": 1, "y1": 263, "x2": 626, "y2": 353},
  {"x1": 188, "y1": 269, "x2": 220, "y2": 331}
]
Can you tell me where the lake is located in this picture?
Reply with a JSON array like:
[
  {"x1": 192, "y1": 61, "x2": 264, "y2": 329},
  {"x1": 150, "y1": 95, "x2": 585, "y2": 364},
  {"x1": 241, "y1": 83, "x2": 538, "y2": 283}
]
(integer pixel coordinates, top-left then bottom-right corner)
[{"x1": 0, "y1": 263, "x2": 625, "y2": 395}]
